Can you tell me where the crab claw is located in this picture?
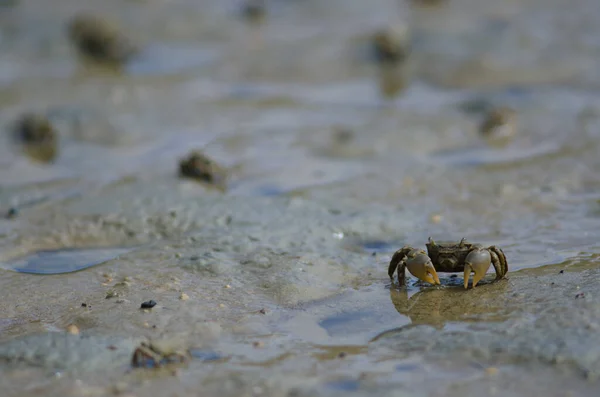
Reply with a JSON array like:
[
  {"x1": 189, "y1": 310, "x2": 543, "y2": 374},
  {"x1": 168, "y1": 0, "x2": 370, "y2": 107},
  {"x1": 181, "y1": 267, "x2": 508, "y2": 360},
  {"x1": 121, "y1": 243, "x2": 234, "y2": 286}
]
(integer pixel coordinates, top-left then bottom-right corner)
[
  {"x1": 463, "y1": 248, "x2": 492, "y2": 288},
  {"x1": 405, "y1": 249, "x2": 440, "y2": 286}
]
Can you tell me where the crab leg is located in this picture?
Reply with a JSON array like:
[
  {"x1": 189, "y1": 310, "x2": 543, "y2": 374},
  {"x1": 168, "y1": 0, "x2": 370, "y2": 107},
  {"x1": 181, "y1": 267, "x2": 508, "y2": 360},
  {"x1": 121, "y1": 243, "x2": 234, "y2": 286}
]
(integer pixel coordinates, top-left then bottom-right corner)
[
  {"x1": 388, "y1": 246, "x2": 412, "y2": 286},
  {"x1": 488, "y1": 246, "x2": 508, "y2": 280},
  {"x1": 463, "y1": 247, "x2": 492, "y2": 288}
]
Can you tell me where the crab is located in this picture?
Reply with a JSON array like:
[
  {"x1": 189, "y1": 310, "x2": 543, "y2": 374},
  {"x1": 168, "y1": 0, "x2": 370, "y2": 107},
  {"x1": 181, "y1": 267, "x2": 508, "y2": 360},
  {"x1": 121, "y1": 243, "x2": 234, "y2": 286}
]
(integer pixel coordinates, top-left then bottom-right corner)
[
  {"x1": 131, "y1": 340, "x2": 190, "y2": 369},
  {"x1": 388, "y1": 238, "x2": 508, "y2": 288}
]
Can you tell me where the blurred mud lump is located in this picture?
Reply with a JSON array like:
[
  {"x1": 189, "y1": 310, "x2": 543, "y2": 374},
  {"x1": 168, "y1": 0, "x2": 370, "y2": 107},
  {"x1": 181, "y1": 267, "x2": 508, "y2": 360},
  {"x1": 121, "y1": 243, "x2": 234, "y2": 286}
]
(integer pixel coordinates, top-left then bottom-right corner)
[
  {"x1": 0, "y1": 0, "x2": 18, "y2": 8},
  {"x1": 371, "y1": 25, "x2": 410, "y2": 65},
  {"x1": 178, "y1": 151, "x2": 228, "y2": 189},
  {"x1": 241, "y1": 0, "x2": 266, "y2": 23},
  {"x1": 11, "y1": 113, "x2": 58, "y2": 163},
  {"x1": 408, "y1": 0, "x2": 449, "y2": 7},
  {"x1": 370, "y1": 25, "x2": 412, "y2": 98},
  {"x1": 67, "y1": 13, "x2": 138, "y2": 66},
  {"x1": 478, "y1": 107, "x2": 517, "y2": 147},
  {"x1": 377, "y1": 65, "x2": 409, "y2": 99},
  {"x1": 331, "y1": 126, "x2": 354, "y2": 145}
]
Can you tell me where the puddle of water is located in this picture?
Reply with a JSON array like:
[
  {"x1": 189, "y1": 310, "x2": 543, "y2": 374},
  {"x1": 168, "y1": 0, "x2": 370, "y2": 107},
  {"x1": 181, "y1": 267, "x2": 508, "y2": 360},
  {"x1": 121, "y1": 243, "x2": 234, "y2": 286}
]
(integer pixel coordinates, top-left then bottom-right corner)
[
  {"x1": 325, "y1": 379, "x2": 360, "y2": 392},
  {"x1": 319, "y1": 310, "x2": 379, "y2": 337},
  {"x1": 126, "y1": 44, "x2": 218, "y2": 77},
  {"x1": 341, "y1": 237, "x2": 404, "y2": 255},
  {"x1": 188, "y1": 349, "x2": 224, "y2": 362},
  {"x1": 428, "y1": 141, "x2": 562, "y2": 167},
  {"x1": 395, "y1": 362, "x2": 421, "y2": 372},
  {"x1": 0, "y1": 247, "x2": 135, "y2": 274}
]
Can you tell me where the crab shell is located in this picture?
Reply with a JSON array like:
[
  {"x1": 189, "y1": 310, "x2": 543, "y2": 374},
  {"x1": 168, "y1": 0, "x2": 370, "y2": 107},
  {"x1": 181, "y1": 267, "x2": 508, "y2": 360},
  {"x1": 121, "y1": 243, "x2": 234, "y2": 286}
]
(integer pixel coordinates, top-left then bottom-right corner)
[{"x1": 425, "y1": 238, "x2": 481, "y2": 272}]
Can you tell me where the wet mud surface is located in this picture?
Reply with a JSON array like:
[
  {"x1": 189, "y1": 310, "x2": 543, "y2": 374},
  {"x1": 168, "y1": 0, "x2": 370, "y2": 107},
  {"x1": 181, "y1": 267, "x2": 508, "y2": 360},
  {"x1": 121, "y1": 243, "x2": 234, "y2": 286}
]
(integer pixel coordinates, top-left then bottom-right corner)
[{"x1": 2, "y1": 0, "x2": 600, "y2": 396}]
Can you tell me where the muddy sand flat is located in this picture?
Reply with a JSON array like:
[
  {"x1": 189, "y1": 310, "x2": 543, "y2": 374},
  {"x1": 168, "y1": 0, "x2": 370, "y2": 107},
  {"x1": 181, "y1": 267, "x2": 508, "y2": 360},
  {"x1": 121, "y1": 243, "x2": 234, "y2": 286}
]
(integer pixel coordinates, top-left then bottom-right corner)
[{"x1": 1, "y1": 0, "x2": 600, "y2": 396}]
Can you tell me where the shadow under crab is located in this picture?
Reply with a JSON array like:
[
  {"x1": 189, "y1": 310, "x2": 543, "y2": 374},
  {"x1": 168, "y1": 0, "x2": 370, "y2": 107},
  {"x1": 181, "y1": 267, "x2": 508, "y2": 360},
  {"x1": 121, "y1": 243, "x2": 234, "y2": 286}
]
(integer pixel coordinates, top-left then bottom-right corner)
[{"x1": 388, "y1": 238, "x2": 508, "y2": 289}]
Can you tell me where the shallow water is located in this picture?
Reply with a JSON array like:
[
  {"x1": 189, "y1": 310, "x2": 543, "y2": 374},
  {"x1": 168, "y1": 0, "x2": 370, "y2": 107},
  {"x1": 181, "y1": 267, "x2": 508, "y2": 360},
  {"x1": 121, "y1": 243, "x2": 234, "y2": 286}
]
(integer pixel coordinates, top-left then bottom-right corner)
[
  {"x1": 1, "y1": 0, "x2": 600, "y2": 396},
  {"x1": 0, "y1": 247, "x2": 135, "y2": 274}
]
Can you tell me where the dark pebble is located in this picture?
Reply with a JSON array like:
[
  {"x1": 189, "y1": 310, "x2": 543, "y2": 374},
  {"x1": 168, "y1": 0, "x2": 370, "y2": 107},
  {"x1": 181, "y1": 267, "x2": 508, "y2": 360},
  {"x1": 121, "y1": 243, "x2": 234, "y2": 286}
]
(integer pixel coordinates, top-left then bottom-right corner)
[
  {"x1": 450, "y1": 275, "x2": 458, "y2": 278},
  {"x1": 575, "y1": 293, "x2": 585, "y2": 299},
  {"x1": 338, "y1": 352, "x2": 347, "y2": 358},
  {"x1": 371, "y1": 252, "x2": 377, "y2": 256},
  {"x1": 259, "y1": 308, "x2": 267, "y2": 314},
  {"x1": 141, "y1": 300, "x2": 157, "y2": 309},
  {"x1": 559, "y1": 270, "x2": 564, "y2": 274},
  {"x1": 81, "y1": 303, "x2": 88, "y2": 307}
]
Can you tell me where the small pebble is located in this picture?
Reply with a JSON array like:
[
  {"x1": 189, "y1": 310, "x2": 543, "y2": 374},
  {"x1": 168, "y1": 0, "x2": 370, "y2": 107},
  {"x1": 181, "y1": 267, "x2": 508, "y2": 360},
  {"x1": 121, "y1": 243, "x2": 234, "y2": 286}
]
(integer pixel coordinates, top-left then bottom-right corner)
[
  {"x1": 179, "y1": 293, "x2": 189, "y2": 301},
  {"x1": 485, "y1": 367, "x2": 498, "y2": 376},
  {"x1": 219, "y1": 303, "x2": 226, "y2": 308},
  {"x1": 140, "y1": 300, "x2": 157, "y2": 309},
  {"x1": 66, "y1": 324, "x2": 80, "y2": 335},
  {"x1": 259, "y1": 308, "x2": 267, "y2": 315},
  {"x1": 107, "y1": 345, "x2": 118, "y2": 351},
  {"x1": 253, "y1": 341, "x2": 264, "y2": 348},
  {"x1": 559, "y1": 270, "x2": 564, "y2": 274},
  {"x1": 105, "y1": 290, "x2": 119, "y2": 299},
  {"x1": 225, "y1": 284, "x2": 231, "y2": 289},
  {"x1": 81, "y1": 303, "x2": 89, "y2": 308},
  {"x1": 338, "y1": 352, "x2": 347, "y2": 358},
  {"x1": 429, "y1": 214, "x2": 443, "y2": 224},
  {"x1": 575, "y1": 293, "x2": 585, "y2": 299}
]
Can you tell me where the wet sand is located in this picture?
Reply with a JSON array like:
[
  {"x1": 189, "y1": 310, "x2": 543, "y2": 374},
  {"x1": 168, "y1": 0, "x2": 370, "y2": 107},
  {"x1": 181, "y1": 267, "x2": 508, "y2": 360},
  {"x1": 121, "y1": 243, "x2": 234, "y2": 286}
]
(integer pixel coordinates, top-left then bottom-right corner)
[{"x1": 1, "y1": 0, "x2": 600, "y2": 396}]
